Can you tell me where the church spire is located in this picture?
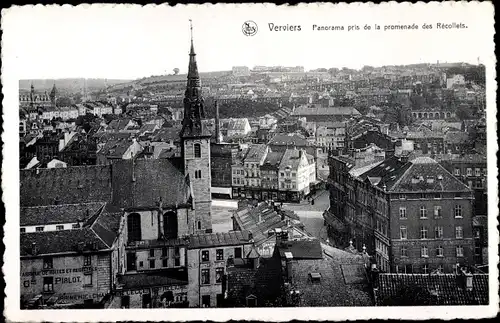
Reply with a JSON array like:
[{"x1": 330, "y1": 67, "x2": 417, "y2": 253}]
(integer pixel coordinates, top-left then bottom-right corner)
[{"x1": 180, "y1": 20, "x2": 209, "y2": 139}]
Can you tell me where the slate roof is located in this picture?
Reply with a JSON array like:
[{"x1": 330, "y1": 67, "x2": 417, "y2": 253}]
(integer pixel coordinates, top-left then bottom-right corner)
[
  {"x1": 443, "y1": 131, "x2": 470, "y2": 144},
  {"x1": 152, "y1": 125, "x2": 182, "y2": 142},
  {"x1": 20, "y1": 202, "x2": 105, "y2": 226},
  {"x1": 188, "y1": 231, "x2": 252, "y2": 249},
  {"x1": 232, "y1": 203, "x2": 294, "y2": 247},
  {"x1": 357, "y1": 156, "x2": 472, "y2": 193},
  {"x1": 98, "y1": 138, "x2": 136, "y2": 158},
  {"x1": 261, "y1": 151, "x2": 284, "y2": 169},
  {"x1": 269, "y1": 133, "x2": 309, "y2": 147},
  {"x1": 110, "y1": 159, "x2": 191, "y2": 209},
  {"x1": 279, "y1": 149, "x2": 311, "y2": 170},
  {"x1": 20, "y1": 159, "x2": 191, "y2": 209},
  {"x1": 226, "y1": 256, "x2": 283, "y2": 307},
  {"x1": 290, "y1": 258, "x2": 373, "y2": 306},
  {"x1": 243, "y1": 144, "x2": 268, "y2": 163},
  {"x1": 375, "y1": 273, "x2": 489, "y2": 305},
  {"x1": 20, "y1": 165, "x2": 113, "y2": 207},
  {"x1": 292, "y1": 106, "x2": 360, "y2": 116},
  {"x1": 117, "y1": 269, "x2": 188, "y2": 289},
  {"x1": 276, "y1": 239, "x2": 323, "y2": 260}
]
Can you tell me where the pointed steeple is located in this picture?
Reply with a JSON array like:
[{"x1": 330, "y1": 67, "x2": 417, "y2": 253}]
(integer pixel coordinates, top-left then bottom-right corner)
[
  {"x1": 30, "y1": 82, "x2": 35, "y2": 106},
  {"x1": 180, "y1": 20, "x2": 209, "y2": 139},
  {"x1": 50, "y1": 82, "x2": 57, "y2": 107}
]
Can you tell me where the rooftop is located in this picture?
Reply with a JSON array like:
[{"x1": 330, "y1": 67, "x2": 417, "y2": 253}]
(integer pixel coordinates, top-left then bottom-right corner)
[
  {"x1": 188, "y1": 231, "x2": 252, "y2": 249},
  {"x1": 20, "y1": 202, "x2": 105, "y2": 227},
  {"x1": 376, "y1": 273, "x2": 489, "y2": 305}
]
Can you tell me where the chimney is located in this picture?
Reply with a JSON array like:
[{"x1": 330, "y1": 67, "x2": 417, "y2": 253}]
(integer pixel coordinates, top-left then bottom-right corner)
[
  {"x1": 465, "y1": 272, "x2": 473, "y2": 291},
  {"x1": 285, "y1": 252, "x2": 293, "y2": 282},
  {"x1": 248, "y1": 232, "x2": 254, "y2": 243}
]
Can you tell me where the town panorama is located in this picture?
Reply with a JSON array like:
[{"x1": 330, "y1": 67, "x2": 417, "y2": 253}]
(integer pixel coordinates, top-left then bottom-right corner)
[{"x1": 19, "y1": 28, "x2": 488, "y2": 309}]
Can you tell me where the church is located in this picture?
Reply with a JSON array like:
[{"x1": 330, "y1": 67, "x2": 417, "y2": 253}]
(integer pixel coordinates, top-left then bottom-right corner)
[{"x1": 19, "y1": 24, "x2": 218, "y2": 309}]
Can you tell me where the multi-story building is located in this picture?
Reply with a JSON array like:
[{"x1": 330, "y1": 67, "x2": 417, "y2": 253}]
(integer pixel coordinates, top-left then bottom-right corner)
[
  {"x1": 186, "y1": 231, "x2": 253, "y2": 307},
  {"x1": 278, "y1": 149, "x2": 316, "y2": 202},
  {"x1": 243, "y1": 144, "x2": 269, "y2": 200},
  {"x1": 326, "y1": 154, "x2": 475, "y2": 274},
  {"x1": 20, "y1": 203, "x2": 120, "y2": 309},
  {"x1": 210, "y1": 143, "x2": 240, "y2": 199},
  {"x1": 315, "y1": 122, "x2": 346, "y2": 152},
  {"x1": 260, "y1": 150, "x2": 285, "y2": 201}
]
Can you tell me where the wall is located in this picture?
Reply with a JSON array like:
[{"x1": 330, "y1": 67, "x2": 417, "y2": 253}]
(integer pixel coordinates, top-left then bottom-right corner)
[
  {"x1": 186, "y1": 243, "x2": 253, "y2": 307},
  {"x1": 389, "y1": 195, "x2": 474, "y2": 273},
  {"x1": 21, "y1": 252, "x2": 112, "y2": 304},
  {"x1": 183, "y1": 138, "x2": 212, "y2": 233}
]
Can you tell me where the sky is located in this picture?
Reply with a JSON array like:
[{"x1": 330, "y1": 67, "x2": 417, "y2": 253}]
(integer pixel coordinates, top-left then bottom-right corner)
[{"x1": 2, "y1": 2, "x2": 495, "y2": 80}]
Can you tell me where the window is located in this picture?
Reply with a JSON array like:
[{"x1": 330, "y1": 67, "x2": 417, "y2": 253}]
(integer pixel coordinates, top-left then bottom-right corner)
[
  {"x1": 422, "y1": 264, "x2": 429, "y2": 274},
  {"x1": 399, "y1": 207, "x2": 407, "y2": 219},
  {"x1": 175, "y1": 258, "x2": 180, "y2": 267},
  {"x1": 420, "y1": 226, "x2": 428, "y2": 239},
  {"x1": 454, "y1": 168, "x2": 460, "y2": 176},
  {"x1": 43, "y1": 257, "x2": 53, "y2": 269},
  {"x1": 83, "y1": 273, "x2": 92, "y2": 286},
  {"x1": 149, "y1": 249, "x2": 155, "y2": 258},
  {"x1": 234, "y1": 247, "x2": 242, "y2": 258},
  {"x1": 174, "y1": 247, "x2": 180, "y2": 257},
  {"x1": 162, "y1": 258, "x2": 168, "y2": 268},
  {"x1": 201, "y1": 269, "x2": 210, "y2": 285},
  {"x1": 437, "y1": 265, "x2": 444, "y2": 273},
  {"x1": 401, "y1": 246, "x2": 408, "y2": 257},
  {"x1": 127, "y1": 213, "x2": 142, "y2": 242},
  {"x1": 216, "y1": 249, "x2": 224, "y2": 261},
  {"x1": 201, "y1": 295, "x2": 210, "y2": 308},
  {"x1": 84, "y1": 255, "x2": 92, "y2": 266},
  {"x1": 466, "y1": 168, "x2": 472, "y2": 176},
  {"x1": 215, "y1": 267, "x2": 224, "y2": 283},
  {"x1": 36, "y1": 226, "x2": 44, "y2": 232},
  {"x1": 201, "y1": 250, "x2": 209, "y2": 262},
  {"x1": 455, "y1": 226, "x2": 463, "y2": 239},
  {"x1": 436, "y1": 246, "x2": 444, "y2": 257},
  {"x1": 43, "y1": 277, "x2": 54, "y2": 293},
  {"x1": 454, "y1": 205, "x2": 463, "y2": 218},
  {"x1": 421, "y1": 246, "x2": 429, "y2": 257},
  {"x1": 435, "y1": 226, "x2": 443, "y2": 239},
  {"x1": 162, "y1": 247, "x2": 168, "y2": 257},
  {"x1": 456, "y1": 246, "x2": 464, "y2": 257},
  {"x1": 121, "y1": 296, "x2": 130, "y2": 308},
  {"x1": 56, "y1": 225, "x2": 64, "y2": 231},
  {"x1": 246, "y1": 295, "x2": 257, "y2": 307},
  {"x1": 194, "y1": 170, "x2": 202, "y2": 179},
  {"x1": 149, "y1": 259, "x2": 155, "y2": 269},
  {"x1": 420, "y1": 206, "x2": 427, "y2": 219},
  {"x1": 194, "y1": 143, "x2": 201, "y2": 158},
  {"x1": 20, "y1": 228, "x2": 26, "y2": 233},
  {"x1": 126, "y1": 252, "x2": 136, "y2": 271},
  {"x1": 434, "y1": 206, "x2": 442, "y2": 218},
  {"x1": 139, "y1": 261, "x2": 144, "y2": 268},
  {"x1": 475, "y1": 168, "x2": 481, "y2": 176},
  {"x1": 474, "y1": 229, "x2": 481, "y2": 239},
  {"x1": 400, "y1": 226, "x2": 408, "y2": 240},
  {"x1": 197, "y1": 221, "x2": 202, "y2": 230}
]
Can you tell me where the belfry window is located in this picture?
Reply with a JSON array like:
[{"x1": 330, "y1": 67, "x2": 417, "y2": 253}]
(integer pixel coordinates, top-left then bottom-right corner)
[{"x1": 194, "y1": 143, "x2": 201, "y2": 158}]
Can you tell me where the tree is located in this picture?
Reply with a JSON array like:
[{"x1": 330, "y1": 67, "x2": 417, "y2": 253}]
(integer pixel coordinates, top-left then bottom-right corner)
[
  {"x1": 57, "y1": 96, "x2": 72, "y2": 107},
  {"x1": 173, "y1": 68, "x2": 180, "y2": 75}
]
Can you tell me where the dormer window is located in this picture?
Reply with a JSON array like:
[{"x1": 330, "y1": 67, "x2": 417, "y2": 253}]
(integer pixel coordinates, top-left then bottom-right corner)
[
  {"x1": 246, "y1": 294, "x2": 257, "y2": 307},
  {"x1": 309, "y1": 272, "x2": 321, "y2": 284}
]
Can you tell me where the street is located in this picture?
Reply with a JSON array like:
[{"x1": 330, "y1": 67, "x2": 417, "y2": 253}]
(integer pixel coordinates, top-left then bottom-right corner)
[{"x1": 281, "y1": 189, "x2": 330, "y2": 242}]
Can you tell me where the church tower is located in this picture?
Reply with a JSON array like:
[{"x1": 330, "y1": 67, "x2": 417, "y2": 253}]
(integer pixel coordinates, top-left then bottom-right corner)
[
  {"x1": 180, "y1": 20, "x2": 212, "y2": 233},
  {"x1": 49, "y1": 82, "x2": 57, "y2": 107}
]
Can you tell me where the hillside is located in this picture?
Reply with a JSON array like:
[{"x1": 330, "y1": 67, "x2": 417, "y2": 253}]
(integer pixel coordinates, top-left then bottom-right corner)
[{"x1": 19, "y1": 78, "x2": 132, "y2": 92}]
